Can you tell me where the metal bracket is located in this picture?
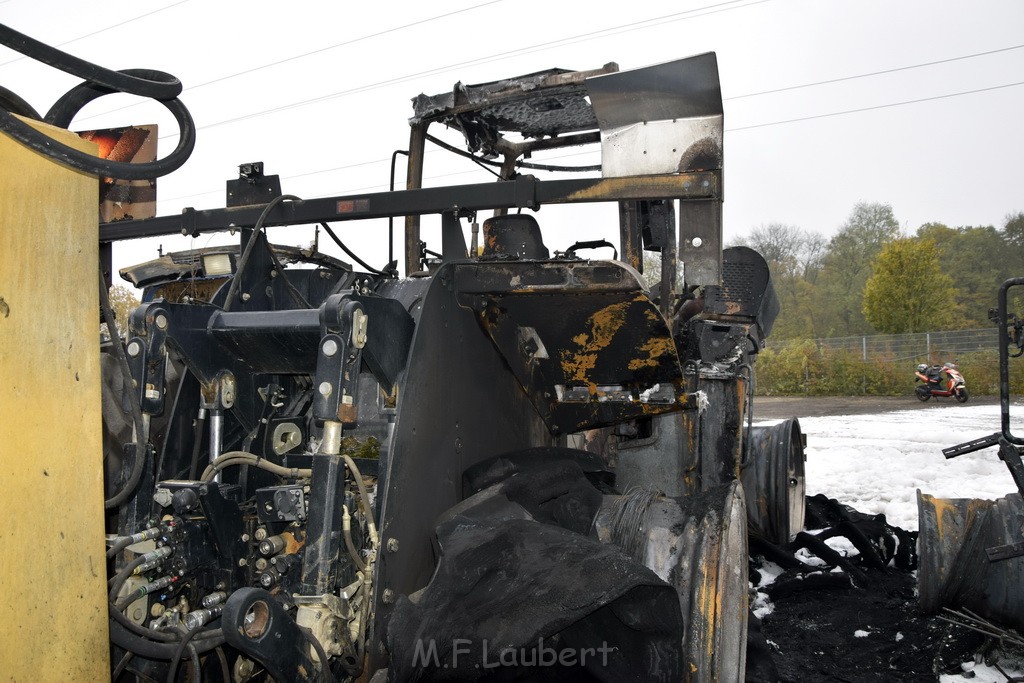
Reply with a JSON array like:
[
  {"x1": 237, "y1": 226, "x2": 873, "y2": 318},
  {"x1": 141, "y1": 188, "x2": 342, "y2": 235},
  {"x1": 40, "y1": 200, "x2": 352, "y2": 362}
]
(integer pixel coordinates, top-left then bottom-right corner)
[
  {"x1": 222, "y1": 588, "x2": 319, "y2": 682},
  {"x1": 123, "y1": 306, "x2": 169, "y2": 416},
  {"x1": 313, "y1": 298, "x2": 366, "y2": 425},
  {"x1": 440, "y1": 210, "x2": 469, "y2": 263}
]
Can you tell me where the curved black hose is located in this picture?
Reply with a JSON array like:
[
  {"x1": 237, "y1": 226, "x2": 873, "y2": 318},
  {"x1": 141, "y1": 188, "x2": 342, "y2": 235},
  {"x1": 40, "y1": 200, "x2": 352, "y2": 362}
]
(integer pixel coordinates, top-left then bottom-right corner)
[
  {"x1": 99, "y1": 270, "x2": 148, "y2": 509},
  {"x1": 109, "y1": 602, "x2": 224, "y2": 645},
  {"x1": 109, "y1": 554, "x2": 149, "y2": 599},
  {"x1": 298, "y1": 624, "x2": 337, "y2": 683},
  {"x1": 39, "y1": 71, "x2": 196, "y2": 179},
  {"x1": 0, "y1": 24, "x2": 181, "y2": 100},
  {"x1": 223, "y1": 194, "x2": 301, "y2": 311},
  {"x1": 320, "y1": 222, "x2": 384, "y2": 275},
  {"x1": 265, "y1": 241, "x2": 311, "y2": 308},
  {"x1": 188, "y1": 642, "x2": 201, "y2": 683},
  {"x1": 112, "y1": 651, "x2": 133, "y2": 681},
  {"x1": 107, "y1": 536, "x2": 135, "y2": 559},
  {"x1": 214, "y1": 646, "x2": 230, "y2": 682},
  {"x1": 0, "y1": 84, "x2": 41, "y2": 119},
  {"x1": 166, "y1": 627, "x2": 204, "y2": 683},
  {"x1": 0, "y1": 24, "x2": 194, "y2": 179},
  {"x1": 109, "y1": 619, "x2": 225, "y2": 660}
]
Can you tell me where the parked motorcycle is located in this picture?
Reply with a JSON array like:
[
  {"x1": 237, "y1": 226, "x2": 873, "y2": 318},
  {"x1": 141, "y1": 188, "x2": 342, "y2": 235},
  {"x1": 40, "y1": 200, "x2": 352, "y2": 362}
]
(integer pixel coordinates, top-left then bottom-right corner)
[{"x1": 915, "y1": 362, "x2": 969, "y2": 403}]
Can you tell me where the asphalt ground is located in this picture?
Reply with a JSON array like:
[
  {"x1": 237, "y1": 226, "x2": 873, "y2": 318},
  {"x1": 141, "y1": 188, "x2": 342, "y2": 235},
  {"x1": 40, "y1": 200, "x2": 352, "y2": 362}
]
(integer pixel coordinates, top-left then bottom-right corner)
[{"x1": 752, "y1": 394, "x2": 1002, "y2": 420}]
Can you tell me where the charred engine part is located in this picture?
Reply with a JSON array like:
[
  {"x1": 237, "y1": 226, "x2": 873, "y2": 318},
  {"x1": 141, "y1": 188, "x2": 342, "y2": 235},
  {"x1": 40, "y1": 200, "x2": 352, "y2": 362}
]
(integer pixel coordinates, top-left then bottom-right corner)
[{"x1": 599, "y1": 246, "x2": 801, "y2": 544}]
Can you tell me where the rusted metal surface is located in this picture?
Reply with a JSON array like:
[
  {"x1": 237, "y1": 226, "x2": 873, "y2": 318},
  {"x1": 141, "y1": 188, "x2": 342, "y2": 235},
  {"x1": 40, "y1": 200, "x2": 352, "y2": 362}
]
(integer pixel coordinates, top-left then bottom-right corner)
[{"x1": 918, "y1": 491, "x2": 1024, "y2": 631}]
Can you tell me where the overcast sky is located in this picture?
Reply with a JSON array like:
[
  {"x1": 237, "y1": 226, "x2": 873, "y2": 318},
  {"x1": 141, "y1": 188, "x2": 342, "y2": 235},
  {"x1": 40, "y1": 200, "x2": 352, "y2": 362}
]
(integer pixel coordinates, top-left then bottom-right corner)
[{"x1": 3, "y1": 0, "x2": 1023, "y2": 279}]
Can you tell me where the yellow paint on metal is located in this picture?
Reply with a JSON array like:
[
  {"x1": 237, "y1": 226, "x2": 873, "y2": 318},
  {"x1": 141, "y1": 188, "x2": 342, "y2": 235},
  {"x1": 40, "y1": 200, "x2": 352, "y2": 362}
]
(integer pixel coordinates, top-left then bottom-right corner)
[
  {"x1": 559, "y1": 299, "x2": 632, "y2": 389},
  {"x1": 627, "y1": 335, "x2": 674, "y2": 371},
  {"x1": 690, "y1": 535, "x2": 723, "y2": 679},
  {"x1": 557, "y1": 173, "x2": 718, "y2": 203},
  {"x1": 0, "y1": 119, "x2": 109, "y2": 679}
]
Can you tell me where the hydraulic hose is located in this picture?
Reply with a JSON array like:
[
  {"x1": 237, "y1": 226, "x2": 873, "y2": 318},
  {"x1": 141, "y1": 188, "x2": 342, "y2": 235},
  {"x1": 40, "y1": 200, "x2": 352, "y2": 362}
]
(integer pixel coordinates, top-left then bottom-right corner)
[
  {"x1": 223, "y1": 194, "x2": 302, "y2": 311},
  {"x1": 106, "y1": 527, "x2": 161, "y2": 559},
  {"x1": 342, "y1": 505, "x2": 367, "y2": 572},
  {"x1": 108, "y1": 619, "x2": 224, "y2": 660},
  {"x1": 0, "y1": 23, "x2": 194, "y2": 179},
  {"x1": 297, "y1": 624, "x2": 337, "y2": 683},
  {"x1": 109, "y1": 547, "x2": 171, "y2": 600},
  {"x1": 200, "y1": 450, "x2": 312, "y2": 483},
  {"x1": 166, "y1": 626, "x2": 204, "y2": 683},
  {"x1": 0, "y1": 83, "x2": 40, "y2": 119},
  {"x1": 109, "y1": 601, "x2": 223, "y2": 645},
  {"x1": 341, "y1": 454, "x2": 378, "y2": 546},
  {"x1": 0, "y1": 25, "x2": 181, "y2": 99}
]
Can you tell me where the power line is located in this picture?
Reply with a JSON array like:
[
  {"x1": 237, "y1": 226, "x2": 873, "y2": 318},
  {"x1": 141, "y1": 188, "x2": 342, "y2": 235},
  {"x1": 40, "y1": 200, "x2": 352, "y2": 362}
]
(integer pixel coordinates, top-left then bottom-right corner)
[
  {"x1": 69, "y1": 0, "x2": 509, "y2": 124},
  {"x1": 0, "y1": 1, "x2": 191, "y2": 67},
  {"x1": 158, "y1": 70, "x2": 1024, "y2": 200},
  {"x1": 134, "y1": 0, "x2": 765, "y2": 135},
  {"x1": 727, "y1": 80, "x2": 1024, "y2": 132},
  {"x1": 725, "y1": 43, "x2": 1024, "y2": 101},
  {"x1": 184, "y1": 0, "x2": 505, "y2": 93},
  {"x1": 159, "y1": 145, "x2": 599, "y2": 205}
]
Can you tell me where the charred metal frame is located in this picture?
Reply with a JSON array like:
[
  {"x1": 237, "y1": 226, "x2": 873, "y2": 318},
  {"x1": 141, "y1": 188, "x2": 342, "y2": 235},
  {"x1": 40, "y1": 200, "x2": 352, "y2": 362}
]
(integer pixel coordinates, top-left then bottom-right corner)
[{"x1": 100, "y1": 173, "x2": 720, "y2": 246}]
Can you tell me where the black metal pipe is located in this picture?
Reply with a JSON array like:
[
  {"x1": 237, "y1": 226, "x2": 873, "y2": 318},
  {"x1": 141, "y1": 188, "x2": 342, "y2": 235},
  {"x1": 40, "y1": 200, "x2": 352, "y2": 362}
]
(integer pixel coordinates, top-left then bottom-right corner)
[
  {"x1": 998, "y1": 278, "x2": 1024, "y2": 444},
  {"x1": 99, "y1": 173, "x2": 721, "y2": 243},
  {"x1": 299, "y1": 454, "x2": 347, "y2": 595},
  {"x1": 389, "y1": 149, "x2": 409, "y2": 268}
]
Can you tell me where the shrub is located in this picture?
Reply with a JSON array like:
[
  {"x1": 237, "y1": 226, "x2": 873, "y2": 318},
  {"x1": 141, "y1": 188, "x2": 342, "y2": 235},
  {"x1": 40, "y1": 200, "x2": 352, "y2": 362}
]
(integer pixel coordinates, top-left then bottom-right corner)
[{"x1": 751, "y1": 344, "x2": 1022, "y2": 396}]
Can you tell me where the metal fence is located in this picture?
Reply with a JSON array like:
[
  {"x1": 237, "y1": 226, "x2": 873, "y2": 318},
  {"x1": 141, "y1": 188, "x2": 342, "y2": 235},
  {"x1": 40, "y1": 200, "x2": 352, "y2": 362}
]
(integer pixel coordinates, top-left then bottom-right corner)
[{"x1": 767, "y1": 328, "x2": 999, "y2": 363}]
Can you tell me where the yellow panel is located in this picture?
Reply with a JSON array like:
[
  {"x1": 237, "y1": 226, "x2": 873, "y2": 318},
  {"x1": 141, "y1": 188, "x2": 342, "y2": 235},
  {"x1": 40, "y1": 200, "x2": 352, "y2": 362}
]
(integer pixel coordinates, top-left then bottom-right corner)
[{"x1": 0, "y1": 119, "x2": 109, "y2": 679}]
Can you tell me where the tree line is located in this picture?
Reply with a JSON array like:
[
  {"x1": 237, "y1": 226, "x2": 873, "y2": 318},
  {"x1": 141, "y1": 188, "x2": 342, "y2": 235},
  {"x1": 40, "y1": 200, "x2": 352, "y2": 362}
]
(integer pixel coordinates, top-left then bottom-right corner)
[{"x1": 735, "y1": 203, "x2": 1024, "y2": 339}]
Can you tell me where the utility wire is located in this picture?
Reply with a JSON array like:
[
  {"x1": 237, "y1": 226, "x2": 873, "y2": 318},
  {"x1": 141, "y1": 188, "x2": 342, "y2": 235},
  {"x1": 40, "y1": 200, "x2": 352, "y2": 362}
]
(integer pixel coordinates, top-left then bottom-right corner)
[
  {"x1": 0, "y1": 1, "x2": 191, "y2": 67},
  {"x1": 725, "y1": 43, "x2": 1024, "y2": 101},
  {"x1": 188, "y1": 0, "x2": 762, "y2": 132},
  {"x1": 68, "y1": 0, "x2": 508, "y2": 124},
  {"x1": 728, "y1": 80, "x2": 1024, "y2": 132},
  {"x1": 178, "y1": 0, "x2": 505, "y2": 93},
  {"x1": 107, "y1": 0, "x2": 763, "y2": 133},
  {"x1": 158, "y1": 73, "x2": 1024, "y2": 204}
]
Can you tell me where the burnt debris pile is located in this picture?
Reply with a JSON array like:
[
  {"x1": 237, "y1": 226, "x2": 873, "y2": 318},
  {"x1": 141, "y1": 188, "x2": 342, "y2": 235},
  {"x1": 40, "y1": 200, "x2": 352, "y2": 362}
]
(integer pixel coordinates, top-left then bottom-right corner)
[{"x1": 748, "y1": 495, "x2": 1022, "y2": 682}]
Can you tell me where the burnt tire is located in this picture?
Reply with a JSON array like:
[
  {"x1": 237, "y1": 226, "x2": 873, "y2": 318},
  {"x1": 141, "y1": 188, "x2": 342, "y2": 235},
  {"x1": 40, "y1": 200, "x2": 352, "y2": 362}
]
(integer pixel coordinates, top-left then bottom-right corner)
[
  {"x1": 386, "y1": 458, "x2": 749, "y2": 682},
  {"x1": 955, "y1": 387, "x2": 969, "y2": 403}
]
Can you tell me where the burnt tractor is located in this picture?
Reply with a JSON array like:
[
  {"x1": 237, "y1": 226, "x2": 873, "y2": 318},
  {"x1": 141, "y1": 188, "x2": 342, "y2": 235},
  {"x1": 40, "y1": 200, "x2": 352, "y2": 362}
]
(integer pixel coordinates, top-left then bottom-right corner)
[{"x1": 100, "y1": 54, "x2": 805, "y2": 681}]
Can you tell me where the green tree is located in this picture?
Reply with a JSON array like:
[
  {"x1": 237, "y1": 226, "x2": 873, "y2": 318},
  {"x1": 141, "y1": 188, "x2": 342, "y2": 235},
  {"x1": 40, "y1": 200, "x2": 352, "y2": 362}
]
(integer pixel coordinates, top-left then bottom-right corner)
[
  {"x1": 1005, "y1": 211, "x2": 1024, "y2": 250},
  {"x1": 815, "y1": 202, "x2": 901, "y2": 336},
  {"x1": 102, "y1": 284, "x2": 141, "y2": 338},
  {"x1": 862, "y1": 238, "x2": 956, "y2": 333},
  {"x1": 917, "y1": 221, "x2": 1019, "y2": 327},
  {"x1": 735, "y1": 223, "x2": 826, "y2": 338}
]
